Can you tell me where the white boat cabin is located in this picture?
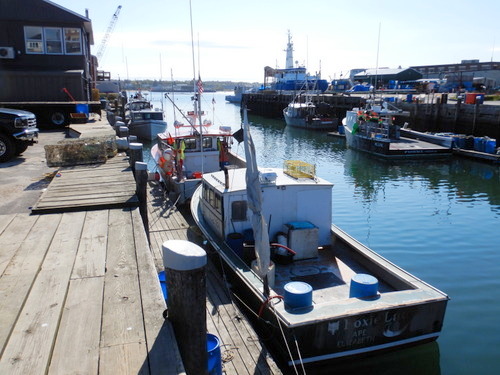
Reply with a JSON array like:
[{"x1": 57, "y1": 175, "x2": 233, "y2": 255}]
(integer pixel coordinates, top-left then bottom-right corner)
[{"x1": 200, "y1": 164, "x2": 333, "y2": 258}]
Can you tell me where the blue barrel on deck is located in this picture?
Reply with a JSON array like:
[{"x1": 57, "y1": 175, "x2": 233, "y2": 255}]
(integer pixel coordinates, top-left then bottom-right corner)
[
  {"x1": 338, "y1": 125, "x2": 345, "y2": 134},
  {"x1": 226, "y1": 232, "x2": 244, "y2": 257},
  {"x1": 406, "y1": 94, "x2": 413, "y2": 103},
  {"x1": 284, "y1": 281, "x2": 313, "y2": 309},
  {"x1": 349, "y1": 274, "x2": 379, "y2": 298},
  {"x1": 207, "y1": 333, "x2": 222, "y2": 375}
]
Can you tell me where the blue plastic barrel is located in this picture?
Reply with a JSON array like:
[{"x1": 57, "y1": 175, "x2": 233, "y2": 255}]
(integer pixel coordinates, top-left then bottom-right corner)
[
  {"x1": 158, "y1": 271, "x2": 167, "y2": 300},
  {"x1": 284, "y1": 281, "x2": 313, "y2": 309},
  {"x1": 338, "y1": 125, "x2": 345, "y2": 134},
  {"x1": 485, "y1": 139, "x2": 496, "y2": 154},
  {"x1": 226, "y1": 233, "x2": 244, "y2": 257},
  {"x1": 406, "y1": 94, "x2": 413, "y2": 103},
  {"x1": 474, "y1": 137, "x2": 485, "y2": 152},
  {"x1": 349, "y1": 274, "x2": 379, "y2": 298},
  {"x1": 207, "y1": 333, "x2": 222, "y2": 375}
]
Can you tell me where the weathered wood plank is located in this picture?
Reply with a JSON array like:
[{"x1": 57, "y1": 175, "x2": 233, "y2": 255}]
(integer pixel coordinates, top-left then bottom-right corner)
[
  {"x1": 132, "y1": 208, "x2": 186, "y2": 375},
  {"x1": 0, "y1": 214, "x2": 15, "y2": 235},
  {"x1": 71, "y1": 209, "x2": 109, "y2": 279},
  {"x1": 0, "y1": 211, "x2": 86, "y2": 375},
  {"x1": 0, "y1": 214, "x2": 38, "y2": 276},
  {"x1": 99, "y1": 342, "x2": 149, "y2": 375},
  {"x1": 48, "y1": 276, "x2": 104, "y2": 375},
  {"x1": 0, "y1": 213, "x2": 62, "y2": 353},
  {"x1": 100, "y1": 209, "x2": 148, "y2": 369}
]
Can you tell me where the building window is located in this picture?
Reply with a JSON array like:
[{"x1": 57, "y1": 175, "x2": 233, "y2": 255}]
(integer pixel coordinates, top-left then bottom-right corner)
[
  {"x1": 64, "y1": 28, "x2": 82, "y2": 54},
  {"x1": 24, "y1": 26, "x2": 82, "y2": 55},
  {"x1": 44, "y1": 28, "x2": 63, "y2": 54},
  {"x1": 24, "y1": 26, "x2": 44, "y2": 54}
]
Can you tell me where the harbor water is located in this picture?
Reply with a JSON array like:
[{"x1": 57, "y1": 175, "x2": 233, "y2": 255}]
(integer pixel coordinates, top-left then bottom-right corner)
[{"x1": 141, "y1": 91, "x2": 499, "y2": 375}]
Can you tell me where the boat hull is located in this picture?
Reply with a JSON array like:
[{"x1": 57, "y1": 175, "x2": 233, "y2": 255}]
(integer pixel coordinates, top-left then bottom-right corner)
[
  {"x1": 190, "y1": 186, "x2": 448, "y2": 368},
  {"x1": 284, "y1": 114, "x2": 338, "y2": 131},
  {"x1": 343, "y1": 121, "x2": 452, "y2": 159},
  {"x1": 128, "y1": 120, "x2": 167, "y2": 141}
]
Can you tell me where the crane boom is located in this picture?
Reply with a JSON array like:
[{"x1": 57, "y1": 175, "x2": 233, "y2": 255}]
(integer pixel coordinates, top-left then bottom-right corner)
[{"x1": 96, "y1": 5, "x2": 122, "y2": 62}]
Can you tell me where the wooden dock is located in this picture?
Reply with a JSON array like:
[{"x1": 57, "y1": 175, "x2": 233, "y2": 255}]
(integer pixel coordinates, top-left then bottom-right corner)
[
  {"x1": 31, "y1": 156, "x2": 138, "y2": 214},
  {"x1": 0, "y1": 152, "x2": 282, "y2": 374},
  {"x1": 146, "y1": 182, "x2": 283, "y2": 375},
  {"x1": 0, "y1": 154, "x2": 185, "y2": 374}
]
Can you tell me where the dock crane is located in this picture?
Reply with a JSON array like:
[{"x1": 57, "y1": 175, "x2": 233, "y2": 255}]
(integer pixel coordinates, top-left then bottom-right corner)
[{"x1": 96, "y1": 5, "x2": 122, "y2": 62}]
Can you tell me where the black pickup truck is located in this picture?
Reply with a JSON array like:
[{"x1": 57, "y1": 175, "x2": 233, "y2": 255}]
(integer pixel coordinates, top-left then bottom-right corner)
[{"x1": 0, "y1": 108, "x2": 39, "y2": 162}]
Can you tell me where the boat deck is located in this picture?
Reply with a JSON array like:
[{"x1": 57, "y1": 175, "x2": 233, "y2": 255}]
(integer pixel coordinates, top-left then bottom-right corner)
[
  {"x1": 388, "y1": 137, "x2": 451, "y2": 151},
  {"x1": 273, "y1": 246, "x2": 396, "y2": 304}
]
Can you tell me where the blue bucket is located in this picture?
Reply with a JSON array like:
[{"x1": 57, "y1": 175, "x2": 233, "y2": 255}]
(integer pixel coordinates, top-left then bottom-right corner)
[
  {"x1": 158, "y1": 271, "x2": 167, "y2": 300},
  {"x1": 338, "y1": 125, "x2": 345, "y2": 134},
  {"x1": 350, "y1": 274, "x2": 379, "y2": 298},
  {"x1": 207, "y1": 333, "x2": 222, "y2": 375},
  {"x1": 226, "y1": 233, "x2": 244, "y2": 257},
  {"x1": 284, "y1": 281, "x2": 313, "y2": 309}
]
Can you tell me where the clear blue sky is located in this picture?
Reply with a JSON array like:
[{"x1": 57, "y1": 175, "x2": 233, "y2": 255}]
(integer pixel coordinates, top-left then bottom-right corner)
[{"x1": 51, "y1": 0, "x2": 500, "y2": 83}]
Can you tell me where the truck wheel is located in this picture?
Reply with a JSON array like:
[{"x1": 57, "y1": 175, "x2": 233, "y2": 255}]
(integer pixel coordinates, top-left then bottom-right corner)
[
  {"x1": 0, "y1": 134, "x2": 15, "y2": 162},
  {"x1": 15, "y1": 141, "x2": 29, "y2": 155},
  {"x1": 50, "y1": 111, "x2": 68, "y2": 126}
]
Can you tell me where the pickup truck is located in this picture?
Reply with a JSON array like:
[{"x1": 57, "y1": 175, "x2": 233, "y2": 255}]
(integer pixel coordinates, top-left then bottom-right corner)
[{"x1": 0, "y1": 108, "x2": 39, "y2": 162}]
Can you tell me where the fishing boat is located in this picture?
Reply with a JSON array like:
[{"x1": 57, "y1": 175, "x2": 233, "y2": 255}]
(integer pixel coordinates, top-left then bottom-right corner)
[
  {"x1": 283, "y1": 97, "x2": 338, "y2": 131},
  {"x1": 343, "y1": 102, "x2": 452, "y2": 159},
  {"x1": 151, "y1": 90, "x2": 244, "y2": 205},
  {"x1": 124, "y1": 99, "x2": 167, "y2": 141},
  {"x1": 190, "y1": 110, "x2": 449, "y2": 369}
]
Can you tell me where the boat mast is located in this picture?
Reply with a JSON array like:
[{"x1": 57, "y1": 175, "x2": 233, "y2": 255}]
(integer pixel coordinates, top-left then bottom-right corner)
[{"x1": 189, "y1": 0, "x2": 204, "y2": 173}]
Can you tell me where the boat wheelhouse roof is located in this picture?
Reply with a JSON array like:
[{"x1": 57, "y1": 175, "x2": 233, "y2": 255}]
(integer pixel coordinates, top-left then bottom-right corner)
[{"x1": 204, "y1": 167, "x2": 333, "y2": 194}]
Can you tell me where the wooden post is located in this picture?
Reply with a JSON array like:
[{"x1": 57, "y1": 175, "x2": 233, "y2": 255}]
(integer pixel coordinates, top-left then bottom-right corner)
[
  {"x1": 129, "y1": 142, "x2": 143, "y2": 170},
  {"x1": 163, "y1": 240, "x2": 208, "y2": 375},
  {"x1": 117, "y1": 125, "x2": 129, "y2": 138},
  {"x1": 135, "y1": 161, "x2": 149, "y2": 243},
  {"x1": 454, "y1": 97, "x2": 462, "y2": 133}
]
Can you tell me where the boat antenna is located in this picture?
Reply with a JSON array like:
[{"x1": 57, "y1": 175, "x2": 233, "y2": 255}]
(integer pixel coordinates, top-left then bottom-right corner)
[
  {"x1": 170, "y1": 68, "x2": 176, "y2": 124},
  {"x1": 189, "y1": 0, "x2": 204, "y2": 173},
  {"x1": 374, "y1": 22, "x2": 381, "y2": 95}
]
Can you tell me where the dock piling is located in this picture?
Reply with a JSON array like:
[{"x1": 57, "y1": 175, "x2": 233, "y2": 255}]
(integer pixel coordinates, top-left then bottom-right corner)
[
  {"x1": 129, "y1": 142, "x2": 143, "y2": 170},
  {"x1": 135, "y1": 161, "x2": 149, "y2": 243},
  {"x1": 162, "y1": 240, "x2": 208, "y2": 375}
]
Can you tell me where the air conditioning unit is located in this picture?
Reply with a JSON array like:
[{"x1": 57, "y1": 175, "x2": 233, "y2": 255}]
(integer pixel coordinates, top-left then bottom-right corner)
[{"x1": 0, "y1": 47, "x2": 15, "y2": 59}]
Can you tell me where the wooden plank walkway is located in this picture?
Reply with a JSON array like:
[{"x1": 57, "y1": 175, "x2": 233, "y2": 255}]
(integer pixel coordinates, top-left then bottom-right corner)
[
  {"x1": 1, "y1": 155, "x2": 185, "y2": 374},
  {"x1": 146, "y1": 182, "x2": 283, "y2": 375},
  {"x1": 31, "y1": 156, "x2": 138, "y2": 214},
  {"x1": 0, "y1": 208, "x2": 185, "y2": 375}
]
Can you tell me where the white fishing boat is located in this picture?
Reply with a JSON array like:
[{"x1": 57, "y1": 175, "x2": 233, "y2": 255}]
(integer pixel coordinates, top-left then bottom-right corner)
[
  {"x1": 124, "y1": 99, "x2": 167, "y2": 141},
  {"x1": 190, "y1": 110, "x2": 449, "y2": 369}
]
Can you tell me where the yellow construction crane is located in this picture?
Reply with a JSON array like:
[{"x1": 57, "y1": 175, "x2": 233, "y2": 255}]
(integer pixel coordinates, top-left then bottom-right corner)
[{"x1": 96, "y1": 5, "x2": 122, "y2": 62}]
